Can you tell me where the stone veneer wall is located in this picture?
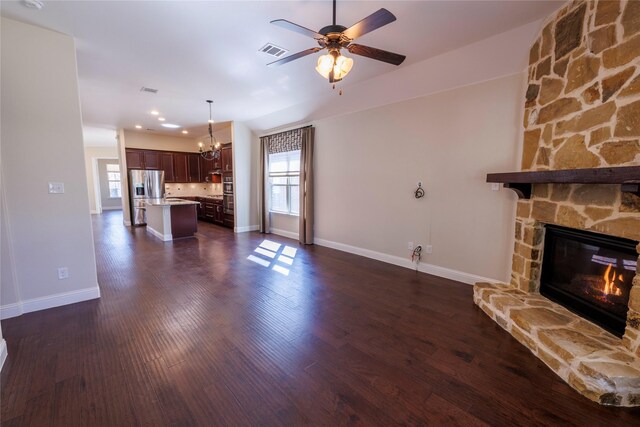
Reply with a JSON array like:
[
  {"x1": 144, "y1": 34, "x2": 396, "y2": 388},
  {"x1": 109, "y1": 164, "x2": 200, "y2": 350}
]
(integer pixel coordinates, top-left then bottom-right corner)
[
  {"x1": 473, "y1": 0, "x2": 640, "y2": 405},
  {"x1": 510, "y1": 0, "x2": 640, "y2": 355}
]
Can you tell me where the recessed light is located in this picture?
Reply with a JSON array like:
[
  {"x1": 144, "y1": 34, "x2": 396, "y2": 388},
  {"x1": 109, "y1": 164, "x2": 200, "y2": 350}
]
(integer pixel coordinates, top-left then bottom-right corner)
[
  {"x1": 22, "y1": 0, "x2": 43, "y2": 9},
  {"x1": 158, "y1": 117, "x2": 165, "y2": 121},
  {"x1": 182, "y1": 130, "x2": 189, "y2": 134},
  {"x1": 150, "y1": 110, "x2": 159, "y2": 115},
  {"x1": 161, "y1": 123, "x2": 180, "y2": 129},
  {"x1": 135, "y1": 125, "x2": 142, "y2": 129}
]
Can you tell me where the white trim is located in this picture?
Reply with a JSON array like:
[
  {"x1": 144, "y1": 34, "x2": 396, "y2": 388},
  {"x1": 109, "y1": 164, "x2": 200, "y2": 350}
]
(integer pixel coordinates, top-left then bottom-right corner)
[
  {"x1": 92, "y1": 157, "x2": 102, "y2": 213},
  {"x1": 147, "y1": 225, "x2": 172, "y2": 241},
  {"x1": 90, "y1": 210, "x2": 100, "y2": 214},
  {"x1": 0, "y1": 286, "x2": 101, "y2": 320},
  {"x1": 313, "y1": 238, "x2": 499, "y2": 285},
  {"x1": 123, "y1": 219, "x2": 132, "y2": 226},
  {"x1": 271, "y1": 228, "x2": 299, "y2": 240},
  {"x1": 0, "y1": 340, "x2": 7, "y2": 372},
  {"x1": 235, "y1": 225, "x2": 259, "y2": 233}
]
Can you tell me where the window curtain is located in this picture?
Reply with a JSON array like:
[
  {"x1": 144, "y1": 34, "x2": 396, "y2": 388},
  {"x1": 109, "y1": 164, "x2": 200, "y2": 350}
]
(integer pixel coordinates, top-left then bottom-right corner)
[
  {"x1": 299, "y1": 127, "x2": 314, "y2": 245},
  {"x1": 259, "y1": 126, "x2": 314, "y2": 243},
  {"x1": 258, "y1": 137, "x2": 270, "y2": 233}
]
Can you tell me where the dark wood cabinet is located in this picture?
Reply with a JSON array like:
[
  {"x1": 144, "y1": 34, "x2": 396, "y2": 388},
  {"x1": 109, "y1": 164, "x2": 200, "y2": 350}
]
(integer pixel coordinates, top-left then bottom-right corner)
[
  {"x1": 144, "y1": 151, "x2": 161, "y2": 169},
  {"x1": 161, "y1": 153, "x2": 175, "y2": 182},
  {"x1": 126, "y1": 149, "x2": 163, "y2": 170},
  {"x1": 174, "y1": 153, "x2": 188, "y2": 182},
  {"x1": 213, "y1": 201, "x2": 224, "y2": 224},
  {"x1": 188, "y1": 154, "x2": 200, "y2": 183},
  {"x1": 221, "y1": 146, "x2": 232, "y2": 172},
  {"x1": 125, "y1": 150, "x2": 144, "y2": 169},
  {"x1": 196, "y1": 198, "x2": 205, "y2": 220},
  {"x1": 125, "y1": 146, "x2": 231, "y2": 185},
  {"x1": 212, "y1": 151, "x2": 222, "y2": 170}
]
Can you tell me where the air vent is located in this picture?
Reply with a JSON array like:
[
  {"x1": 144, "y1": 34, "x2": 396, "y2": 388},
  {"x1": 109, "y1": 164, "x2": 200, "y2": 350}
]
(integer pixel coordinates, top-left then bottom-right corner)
[
  {"x1": 259, "y1": 43, "x2": 288, "y2": 58},
  {"x1": 140, "y1": 87, "x2": 158, "y2": 94}
]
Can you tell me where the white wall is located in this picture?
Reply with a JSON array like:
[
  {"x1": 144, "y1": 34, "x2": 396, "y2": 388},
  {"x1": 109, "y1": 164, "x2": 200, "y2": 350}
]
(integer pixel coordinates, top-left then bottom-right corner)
[
  {"x1": 84, "y1": 145, "x2": 119, "y2": 213},
  {"x1": 1, "y1": 18, "x2": 100, "y2": 319},
  {"x1": 271, "y1": 72, "x2": 525, "y2": 283},
  {"x1": 232, "y1": 121, "x2": 259, "y2": 232}
]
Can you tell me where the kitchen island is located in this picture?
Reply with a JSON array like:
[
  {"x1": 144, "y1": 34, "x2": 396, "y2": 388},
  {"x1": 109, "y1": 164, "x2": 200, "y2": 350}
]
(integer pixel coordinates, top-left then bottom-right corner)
[{"x1": 145, "y1": 199, "x2": 200, "y2": 241}]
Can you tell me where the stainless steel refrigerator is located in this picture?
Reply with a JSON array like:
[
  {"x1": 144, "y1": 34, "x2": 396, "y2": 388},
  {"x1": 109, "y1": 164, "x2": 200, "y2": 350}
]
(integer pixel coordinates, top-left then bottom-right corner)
[{"x1": 129, "y1": 169, "x2": 165, "y2": 226}]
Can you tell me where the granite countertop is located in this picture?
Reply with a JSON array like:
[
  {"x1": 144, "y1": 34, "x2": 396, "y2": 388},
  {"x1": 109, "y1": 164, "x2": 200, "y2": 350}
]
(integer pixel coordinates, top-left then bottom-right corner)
[{"x1": 146, "y1": 198, "x2": 200, "y2": 206}]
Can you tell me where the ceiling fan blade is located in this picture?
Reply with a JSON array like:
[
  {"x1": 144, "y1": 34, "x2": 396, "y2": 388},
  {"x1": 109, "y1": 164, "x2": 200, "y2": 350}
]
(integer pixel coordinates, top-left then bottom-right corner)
[
  {"x1": 267, "y1": 47, "x2": 323, "y2": 67},
  {"x1": 347, "y1": 44, "x2": 406, "y2": 66},
  {"x1": 270, "y1": 19, "x2": 324, "y2": 40},
  {"x1": 342, "y1": 8, "x2": 396, "y2": 40}
]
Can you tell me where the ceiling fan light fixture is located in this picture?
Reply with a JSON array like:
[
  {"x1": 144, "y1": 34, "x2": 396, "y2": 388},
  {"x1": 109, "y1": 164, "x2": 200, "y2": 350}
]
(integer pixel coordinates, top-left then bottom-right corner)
[
  {"x1": 315, "y1": 52, "x2": 353, "y2": 81},
  {"x1": 333, "y1": 54, "x2": 353, "y2": 80},
  {"x1": 315, "y1": 54, "x2": 335, "y2": 79}
]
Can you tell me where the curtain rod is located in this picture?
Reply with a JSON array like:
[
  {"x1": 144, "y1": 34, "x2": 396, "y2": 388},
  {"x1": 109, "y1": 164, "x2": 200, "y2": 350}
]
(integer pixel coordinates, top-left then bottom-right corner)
[{"x1": 260, "y1": 125, "x2": 312, "y2": 139}]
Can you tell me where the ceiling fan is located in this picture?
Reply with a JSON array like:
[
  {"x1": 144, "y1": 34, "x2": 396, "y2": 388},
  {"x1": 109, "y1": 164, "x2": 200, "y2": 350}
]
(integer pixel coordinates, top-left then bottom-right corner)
[{"x1": 268, "y1": 0, "x2": 406, "y2": 84}]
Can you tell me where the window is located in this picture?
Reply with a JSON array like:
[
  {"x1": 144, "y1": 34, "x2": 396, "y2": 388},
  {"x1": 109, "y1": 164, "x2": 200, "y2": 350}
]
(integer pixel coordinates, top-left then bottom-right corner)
[
  {"x1": 268, "y1": 150, "x2": 300, "y2": 215},
  {"x1": 106, "y1": 163, "x2": 122, "y2": 198}
]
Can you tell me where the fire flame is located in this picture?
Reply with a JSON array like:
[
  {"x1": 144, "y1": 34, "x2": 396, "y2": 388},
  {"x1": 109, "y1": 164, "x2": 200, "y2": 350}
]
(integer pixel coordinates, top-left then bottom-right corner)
[{"x1": 602, "y1": 263, "x2": 623, "y2": 296}]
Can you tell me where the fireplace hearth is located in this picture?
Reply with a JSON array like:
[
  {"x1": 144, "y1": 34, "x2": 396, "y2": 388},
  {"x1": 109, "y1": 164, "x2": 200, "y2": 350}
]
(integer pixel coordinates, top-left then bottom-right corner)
[{"x1": 540, "y1": 225, "x2": 637, "y2": 338}]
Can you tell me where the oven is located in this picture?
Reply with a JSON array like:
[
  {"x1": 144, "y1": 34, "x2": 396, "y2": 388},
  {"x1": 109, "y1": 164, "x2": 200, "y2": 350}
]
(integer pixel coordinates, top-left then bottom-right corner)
[
  {"x1": 223, "y1": 175, "x2": 233, "y2": 194},
  {"x1": 223, "y1": 175, "x2": 233, "y2": 214}
]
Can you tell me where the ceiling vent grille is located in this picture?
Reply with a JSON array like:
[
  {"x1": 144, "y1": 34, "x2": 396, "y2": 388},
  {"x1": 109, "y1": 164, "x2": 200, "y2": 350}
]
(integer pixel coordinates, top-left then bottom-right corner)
[
  {"x1": 140, "y1": 87, "x2": 158, "y2": 94},
  {"x1": 259, "y1": 43, "x2": 288, "y2": 58}
]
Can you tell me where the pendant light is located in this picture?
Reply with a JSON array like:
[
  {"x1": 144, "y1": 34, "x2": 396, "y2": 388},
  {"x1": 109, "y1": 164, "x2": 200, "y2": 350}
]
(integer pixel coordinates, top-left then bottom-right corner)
[{"x1": 199, "y1": 100, "x2": 221, "y2": 161}]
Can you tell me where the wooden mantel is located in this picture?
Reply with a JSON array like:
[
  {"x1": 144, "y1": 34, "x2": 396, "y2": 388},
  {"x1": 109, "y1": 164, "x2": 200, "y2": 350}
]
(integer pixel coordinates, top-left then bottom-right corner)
[{"x1": 486, "y1": 166, "x2": 640, "y2": 199}]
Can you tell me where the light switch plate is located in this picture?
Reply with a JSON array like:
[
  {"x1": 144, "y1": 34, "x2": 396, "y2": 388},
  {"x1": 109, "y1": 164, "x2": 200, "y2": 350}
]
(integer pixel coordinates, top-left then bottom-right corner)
[
  {"x1": 491, "y1": 183, "x2": 500, "y2": 191},
  {"x1": 48, "y1": 182, "x2": 65, "y2": 194}
]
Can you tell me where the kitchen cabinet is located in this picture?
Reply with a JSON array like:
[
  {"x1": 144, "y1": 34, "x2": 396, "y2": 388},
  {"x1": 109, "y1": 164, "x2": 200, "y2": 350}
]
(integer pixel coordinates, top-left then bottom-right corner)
[
  {"x1": 221, "y1": 145, "x2": 232, "y2": 172},
  {"x1": 188, "y1": 154, "x2": 200, "y2": 183},
  {"x1": 125, "y1": 147, "x2": 231, "y2": 184},
  {"x1": 144, "y1": 151, "x2": 161, "y2": 169},
  {"x1": 161, "y1": 153, "x2": 175, "y2": 182},
  {"x1": 213, "y1": 200, "x2": 224, "y2": 224},
  {"x1": 125, "y1": 149, "x2": 162, "y2": 170},
  {"x1": 199, "y1": 156, "x2": 223, "y2": 183},
  {"x1": 174, "y1": 153, "x2": 188, "y2": 182},
  {"x1": 125, "y1": 150, "x2": 144, "y2": 169},
  {"x1": 203, "y1": 200, "x2": 215, "y2": 221},
  {"x1": 196, "y1": 198, "x2": 205, "y2": 219}
]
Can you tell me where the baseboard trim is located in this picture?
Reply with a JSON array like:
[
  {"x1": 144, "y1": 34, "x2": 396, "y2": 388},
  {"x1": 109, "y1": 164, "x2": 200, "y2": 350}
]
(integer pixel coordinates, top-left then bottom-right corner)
[
  {"x1": 0, "y1": 339, "x2": 7, "y2": 372},
  {"x1": 235, "y1": 225, "x2": 260, "y2": 233},
  {"x1": 0, "y1": 286, "x2": 101, "y2": 320},
  {"x1": 147, "y1": 226, "x2": 172, "y2": 241},
  {"x1": 123, "y1": 220, "x2": 132, "y2": 226},
  {"x1": 313, "y1": 237, "x2": 498, "y2": 285},
  {"x1": 271, "y1": 228, "x2": 299, "y2": 240}
]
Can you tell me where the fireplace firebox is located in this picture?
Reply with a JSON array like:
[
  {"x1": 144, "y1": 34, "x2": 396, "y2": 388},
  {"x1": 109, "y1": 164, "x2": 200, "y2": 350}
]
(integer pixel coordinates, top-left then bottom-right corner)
[{"x1": 540, "y1": 225, "x2": 638, "y2": 337}]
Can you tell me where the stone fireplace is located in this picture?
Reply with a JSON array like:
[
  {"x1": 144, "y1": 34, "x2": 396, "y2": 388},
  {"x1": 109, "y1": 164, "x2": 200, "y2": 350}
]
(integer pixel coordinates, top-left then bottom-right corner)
[
  {"x1": 539, "y1": 224, "x2": 637, "y2": 337},
  {"x1": 474, "y1": 0, "x2": 640, "y2": 406}
]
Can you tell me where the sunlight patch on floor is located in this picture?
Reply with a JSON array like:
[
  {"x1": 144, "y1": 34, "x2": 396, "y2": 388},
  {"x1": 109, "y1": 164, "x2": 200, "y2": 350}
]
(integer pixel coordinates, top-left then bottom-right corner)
[{"x1": 247, "y1": 239, "x2": 298, "y2": 275}]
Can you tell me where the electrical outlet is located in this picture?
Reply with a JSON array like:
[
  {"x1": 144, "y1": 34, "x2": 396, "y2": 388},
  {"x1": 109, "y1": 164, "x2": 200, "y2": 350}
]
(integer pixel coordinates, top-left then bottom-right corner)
[
  {"x1": 57, "y1": 267, "x2": 69, "y2": 280},
  {"x1": 48, "y1": 182, "x2": 65, "y2": 194},
  {"x1": 491, "y1": 183, "x2": 500, "y2": 191},
  {"x1": 425, "y1": 245, "x2": 433, "y2": 254},
  {"x1": 408, "y1": 242, "x2": 414, "y2": 250}
]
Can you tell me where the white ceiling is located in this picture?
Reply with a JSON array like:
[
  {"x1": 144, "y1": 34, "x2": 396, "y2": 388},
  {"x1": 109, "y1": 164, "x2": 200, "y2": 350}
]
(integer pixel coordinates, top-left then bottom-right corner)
[{"x1": 1, "y1": 0, "x2": 562, "y2": 136}]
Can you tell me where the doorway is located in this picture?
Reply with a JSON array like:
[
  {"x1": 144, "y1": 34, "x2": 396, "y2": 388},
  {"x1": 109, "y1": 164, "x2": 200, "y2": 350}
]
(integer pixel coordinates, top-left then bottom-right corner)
[{"x1": 93, "y1": 158, "x2": 122, "y2": 213}]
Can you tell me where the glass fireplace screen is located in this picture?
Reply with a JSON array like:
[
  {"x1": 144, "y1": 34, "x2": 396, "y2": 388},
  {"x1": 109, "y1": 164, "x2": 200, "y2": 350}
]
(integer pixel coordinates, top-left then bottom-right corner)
[{"x1": 540, "y1": 225, "x2": 637, "y2": 337}]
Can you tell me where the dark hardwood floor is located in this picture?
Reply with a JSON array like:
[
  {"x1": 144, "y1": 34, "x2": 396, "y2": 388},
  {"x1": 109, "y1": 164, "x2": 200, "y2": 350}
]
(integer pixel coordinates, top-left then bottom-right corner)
[{"x1": 1, "y1": 210, "x2": 639, "y2": 426}]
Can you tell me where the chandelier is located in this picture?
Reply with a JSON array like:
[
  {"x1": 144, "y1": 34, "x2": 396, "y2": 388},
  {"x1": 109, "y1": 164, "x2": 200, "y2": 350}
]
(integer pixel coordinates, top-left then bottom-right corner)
[{"x1": 199, "y1": 100, "x2": 221, "y2": 161}]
